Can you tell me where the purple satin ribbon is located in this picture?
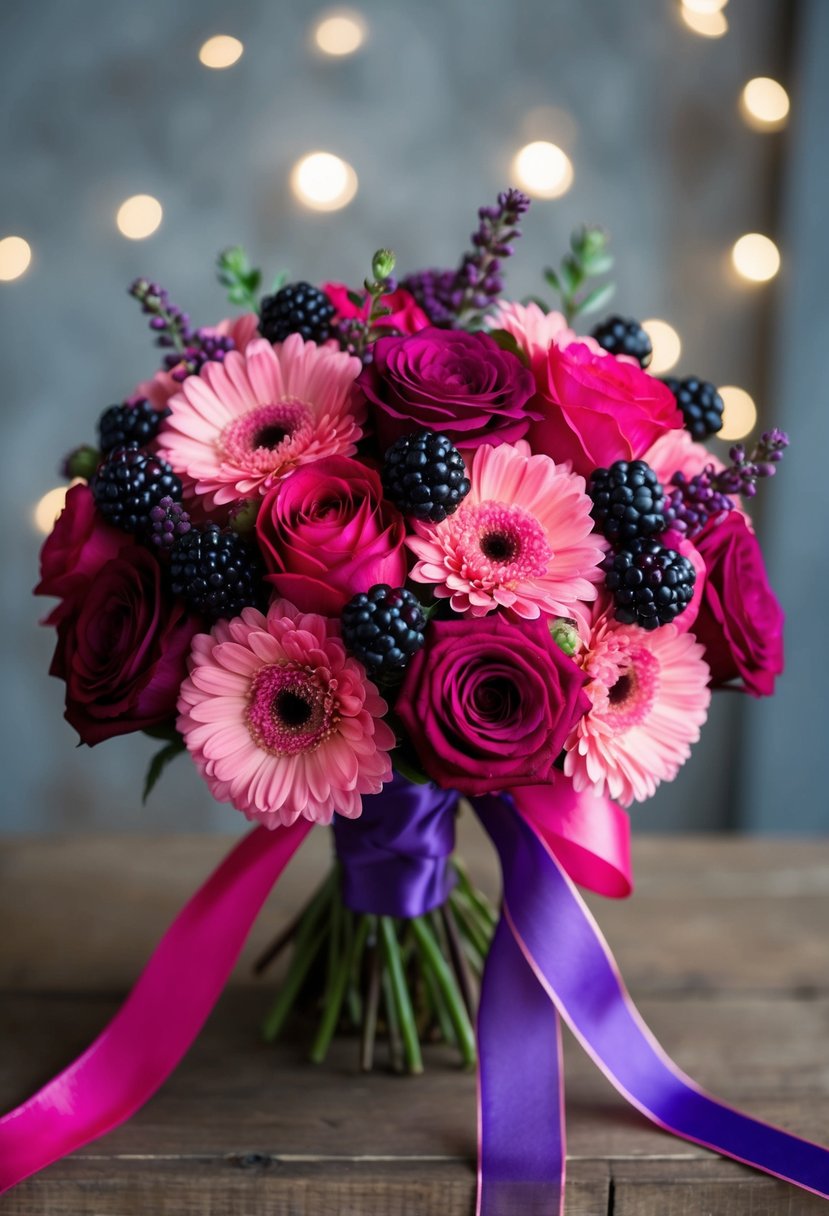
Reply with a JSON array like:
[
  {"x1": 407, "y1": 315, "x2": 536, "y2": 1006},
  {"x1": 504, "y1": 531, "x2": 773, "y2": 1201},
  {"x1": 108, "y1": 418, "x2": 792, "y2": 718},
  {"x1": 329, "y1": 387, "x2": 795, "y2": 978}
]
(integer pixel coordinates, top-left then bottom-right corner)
[
  {"x1": 333, "y1": 771, "x2": 458, "y2": 916},
  {"x1": 474, "y1": 793, "x2": 829, "y2": 1210}
]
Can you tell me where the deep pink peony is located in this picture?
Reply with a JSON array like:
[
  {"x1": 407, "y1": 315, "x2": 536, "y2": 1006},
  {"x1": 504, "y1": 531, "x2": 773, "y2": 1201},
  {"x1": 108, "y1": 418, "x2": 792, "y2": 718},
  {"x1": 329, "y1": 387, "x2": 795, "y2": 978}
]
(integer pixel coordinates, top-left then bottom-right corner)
[
  {"x1": 35, "y1": 484, "x2": 128, "y2": 624},
  {"x1": 692, "y1": 513, "x2": 784, "y2": 696},
  {"x1": 359, "y1": 328, "x2": 537, "y2": 452},
  {"x1": 49, "y1": 545, "x2": 200, "y2": 745},
  {"x1": 528, "y1": 342, "x2": 683, "y2": 478},
  {"x1": 396, "y1": 614, "x2": 589, "y2": 795},
  {"x1": 323, "y1": 282, "x2": 430, "y2": 336},
  {"x1": 256, "y1": 456, "x2": 407, "y2": 615}
]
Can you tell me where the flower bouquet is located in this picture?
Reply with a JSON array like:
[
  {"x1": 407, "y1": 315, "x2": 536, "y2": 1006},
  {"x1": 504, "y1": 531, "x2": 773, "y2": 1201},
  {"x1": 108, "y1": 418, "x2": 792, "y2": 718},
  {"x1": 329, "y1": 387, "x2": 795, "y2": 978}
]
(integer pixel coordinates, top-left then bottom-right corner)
[{"x1": 5, "y1": 189, "x2": 827, "y2": 1212}]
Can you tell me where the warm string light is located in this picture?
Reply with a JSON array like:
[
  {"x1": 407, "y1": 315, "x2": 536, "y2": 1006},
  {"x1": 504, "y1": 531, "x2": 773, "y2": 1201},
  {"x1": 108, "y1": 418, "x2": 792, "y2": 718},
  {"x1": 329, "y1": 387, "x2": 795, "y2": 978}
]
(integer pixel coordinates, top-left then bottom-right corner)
[
  {"x1": 731, "y1": 233, "x2": 780, "y2": 283},
  {"x1": 0, "y1": 236, "x2": 32, "y2": 281},
  {"x1": 290, "y1": 152, "x2": 358, "y2": 211},
  {"x1": 511, "y1": 141, "x2": 573, "y2": 199},
  {"x1": 198, "y1": 35, "x2": 244, "y2": 69},
  {"x1": 679, "y1": 5, "x2": 729, "y2": 37},
  {"x1": 740, "y1": 77, "x2": 790, "y2": 130},
  {"x1": 116, "y1": 195, "x2": 163, "y2": 240},
  {"x1": 33, "y1": 482, "x2": 81, "y2": 534},
  {"x1": 718, "y1": 386, "x2": 757, "y2": 440},
  {"x1": 313, "y1": 10, "x2": 367, "y2": 56},
  {"x1": 641, "y1": 319, "x2": 681, "y2": 375}
]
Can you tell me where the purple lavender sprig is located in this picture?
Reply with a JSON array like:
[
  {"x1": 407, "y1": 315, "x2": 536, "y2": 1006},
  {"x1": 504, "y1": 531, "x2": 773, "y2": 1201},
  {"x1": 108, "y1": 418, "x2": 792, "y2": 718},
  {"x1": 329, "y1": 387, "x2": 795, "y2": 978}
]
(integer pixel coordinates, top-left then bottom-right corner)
[
  {"x1": 164, "y1": 330, "x2": 235, "y2": 381},
  {"x1": 666, "y1": 429, "x2": 789, "y2": 539},
  {"x1": 129, "y1": 279, "x2": 194, "y2": 356},
  {"x1": 711, "y1": 429, "x2": 790, "y2": 498},
  {"x1": 401, "y1": 189, "x2": 531, "y2": 326}
]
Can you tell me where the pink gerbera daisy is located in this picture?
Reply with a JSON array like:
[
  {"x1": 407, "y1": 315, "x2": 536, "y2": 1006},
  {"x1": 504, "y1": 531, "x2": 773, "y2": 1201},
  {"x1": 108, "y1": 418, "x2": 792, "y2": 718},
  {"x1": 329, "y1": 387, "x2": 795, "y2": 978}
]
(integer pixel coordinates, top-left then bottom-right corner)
[
  {"x1": 488, "y1": 300, "x2": 609, "y2": 363},
  {"x1": 564, "y1": 611, "x2": 711, "y2": 806},
  {"x1": 177, "y1": 600, "x2": 394, "y2": 827},
  {"x1": 407, "y1": 440, "x2": 605, "y2": 620},
  {"x1": 157, "y1": 334, "x2": 365, "y2": 509}
]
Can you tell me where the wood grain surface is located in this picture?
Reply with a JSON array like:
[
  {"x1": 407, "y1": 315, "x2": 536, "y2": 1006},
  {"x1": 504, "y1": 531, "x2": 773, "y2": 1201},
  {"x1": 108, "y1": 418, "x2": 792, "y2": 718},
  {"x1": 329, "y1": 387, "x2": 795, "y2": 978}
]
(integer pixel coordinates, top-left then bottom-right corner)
[{"x1": 2, "y1": 817, "x2": 829, "y2": 1214}]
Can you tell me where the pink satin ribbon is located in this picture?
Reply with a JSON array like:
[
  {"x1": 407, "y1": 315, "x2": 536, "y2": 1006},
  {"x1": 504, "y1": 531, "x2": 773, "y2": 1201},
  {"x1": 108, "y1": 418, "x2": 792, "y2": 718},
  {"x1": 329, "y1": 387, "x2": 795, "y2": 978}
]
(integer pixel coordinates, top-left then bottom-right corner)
[{"x1": 0, "y1": 818, "x2": 312, "y2": 1192}]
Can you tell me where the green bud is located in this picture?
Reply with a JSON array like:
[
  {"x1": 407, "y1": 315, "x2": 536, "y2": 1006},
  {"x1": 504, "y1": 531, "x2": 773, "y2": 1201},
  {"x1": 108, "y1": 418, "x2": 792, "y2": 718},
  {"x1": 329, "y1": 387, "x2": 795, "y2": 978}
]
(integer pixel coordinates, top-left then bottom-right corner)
[
  {"x1": 549, "y1": 617, "x2": 580, "y2": 658},
  {"x1": 228, "y1": 497, "x2": 260, "y2": 535},
  {"x1": 62, "y1": 444, "x2": 100, "y2": 482},
  {"x1": 371, "y1": 248, "x2": 396, "y2": 282},
  {"x1": 572, "y1": 225, "x2": 608, "y2": 261}
]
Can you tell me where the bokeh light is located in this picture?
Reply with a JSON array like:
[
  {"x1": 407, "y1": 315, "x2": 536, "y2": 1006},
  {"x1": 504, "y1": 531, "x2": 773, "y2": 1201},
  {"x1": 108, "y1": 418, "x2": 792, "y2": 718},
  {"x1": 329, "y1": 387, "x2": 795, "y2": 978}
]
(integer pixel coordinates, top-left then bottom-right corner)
[
  {"x1": 198, "y1": 35, "x2": 244, "y2": 69},
  {"x1": 682, "y1": 0, "x2": 728, "y2": 12},
  {"x1": 740, "y1": 77, "x2": 790, "y2": 130},
  {"x1": 290, "y1": 152, "x2": 358, "y2": 211},
  {"x1": 313, "y1": 10, "x2": 367, "y2": 56},
  {"x1": 0, "y1": 236, "x2": 32, "y2": 281},
  {"x1": 679, "y1": 6, "x2": 729, "y2": 37},
  {"x1": 116, "y1": 195, "x2": 163, "y2": 240},
  {"x1": 641, "y1": 319, "x2": 681, "y2": 375},
  {"x1": 718, "y1": 386, "x2": 758, "y2": 440},
  {"x1": 33, "y1": 485, "x2": 74, "y2": 534},
  {"x1": 511, "y1": 141, "x2": 573, "y2": 199},
  {"x1": 731, "y1": 233, "x2": 780, "y2": 283}
]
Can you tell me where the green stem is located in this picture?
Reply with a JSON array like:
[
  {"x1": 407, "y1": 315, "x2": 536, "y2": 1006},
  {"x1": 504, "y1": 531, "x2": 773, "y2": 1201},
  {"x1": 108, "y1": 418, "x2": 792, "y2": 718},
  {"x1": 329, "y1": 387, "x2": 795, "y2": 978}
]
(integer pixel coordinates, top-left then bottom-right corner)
[
  {"x1": 379, "y1": 917, "x2": 423, "y2": 1074},
  {"x1": 309, "y1": 907, "x2": 353, "y2": 1064},
  {"x1": 421, "y1": 958, "x2": 457, "y2": 1045},
  {"x1": 360, "y1": 922, "x2": 381, "y2": 1072},
  {"x1": 411, "y1": 916, "x2": 477, "y2": 1069},
  {"x1": 381, "y1": 968, "x2": 405, "y2": 1073},
  {"x1": 261, "y1": 921, "x2": 328, "y2": 1042},
  {"x1": 452, "y1": 860, "x2": 498, "y2": 928},
  {"x1": 449, "y1": 890, "x2": 491, "y2": 960}
]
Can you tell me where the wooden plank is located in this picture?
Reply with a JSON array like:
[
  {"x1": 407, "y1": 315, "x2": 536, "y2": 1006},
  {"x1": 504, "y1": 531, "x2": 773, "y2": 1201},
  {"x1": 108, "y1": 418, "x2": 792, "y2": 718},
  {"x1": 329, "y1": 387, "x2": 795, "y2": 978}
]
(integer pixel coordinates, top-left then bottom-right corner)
[{"x1": 611, "y1": 1159, "x2": 829, "y2": 1215}]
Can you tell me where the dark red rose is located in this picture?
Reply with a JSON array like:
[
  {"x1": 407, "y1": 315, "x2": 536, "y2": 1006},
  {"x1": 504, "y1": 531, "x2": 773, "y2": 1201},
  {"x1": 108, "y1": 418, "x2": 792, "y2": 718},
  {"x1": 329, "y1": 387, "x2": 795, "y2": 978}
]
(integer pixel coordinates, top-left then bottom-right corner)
[
  {"x1": 35, "y1": 484, "x2": 127, "y2": 623},
  {"x1": 359, "y1": 328, "x2": 537, "y2": 452},
  {"x1": 256, "y1": 455, "x2": 408, "y2": 615},
  {"x1": 693, "y1": 512, "x2": 784, "y2": 697},
  {"x1": 396, "y1": 614, "x2": 588, "y2": 795},
  {"x1": 50, "y1": 545, "x2": 200, "y2": 744}
]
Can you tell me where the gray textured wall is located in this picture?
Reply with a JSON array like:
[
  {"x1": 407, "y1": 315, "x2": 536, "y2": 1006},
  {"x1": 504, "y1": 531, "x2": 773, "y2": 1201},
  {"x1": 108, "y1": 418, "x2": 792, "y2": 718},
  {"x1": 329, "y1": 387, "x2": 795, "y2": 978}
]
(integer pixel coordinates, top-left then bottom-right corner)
[{"x1": 1, "y1": 0, "x2": 819, "y2": 834}]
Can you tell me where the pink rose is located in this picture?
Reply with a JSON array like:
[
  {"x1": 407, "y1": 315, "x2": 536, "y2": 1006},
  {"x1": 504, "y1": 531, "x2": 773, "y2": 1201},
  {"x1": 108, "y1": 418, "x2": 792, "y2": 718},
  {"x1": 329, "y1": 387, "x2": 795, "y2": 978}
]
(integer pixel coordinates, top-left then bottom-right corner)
[
  {"x1": 396, "y1": 614, "x2": 589, "y2": 795},
  {"x1": 50, "y1": 545, "x2": 200, "y2": 744},
  {"x1": 35, "y1": 484, "x2": 127, "y2": 623},
  {"x1": 528, "y1": 342, "x2": 683, "y2": 477},
  {"x1": 693, "y1": 513, "x2": 783, "y2": 696},
  {"x1": 256, "y1": 456, "x2": 407, "y2": 615},
  {"x1": 323, "y1": 282, "x2": 430, "y2": 336}
]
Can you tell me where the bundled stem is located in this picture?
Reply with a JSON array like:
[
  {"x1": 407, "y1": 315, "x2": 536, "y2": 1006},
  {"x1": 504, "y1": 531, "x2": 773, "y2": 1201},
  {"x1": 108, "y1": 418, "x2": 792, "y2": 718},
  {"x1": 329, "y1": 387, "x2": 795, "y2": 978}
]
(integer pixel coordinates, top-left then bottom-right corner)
[{"x1": 258, "y1": 860, "x2": 496, "y2": 1073}]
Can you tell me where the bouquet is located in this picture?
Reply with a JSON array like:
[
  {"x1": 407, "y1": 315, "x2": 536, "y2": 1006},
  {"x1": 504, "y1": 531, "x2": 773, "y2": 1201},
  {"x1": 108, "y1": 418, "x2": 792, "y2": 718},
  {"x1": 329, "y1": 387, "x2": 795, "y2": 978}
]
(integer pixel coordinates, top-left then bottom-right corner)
[{"x1": 5, "y1": 189, "x2": 826, "y2": 1212}]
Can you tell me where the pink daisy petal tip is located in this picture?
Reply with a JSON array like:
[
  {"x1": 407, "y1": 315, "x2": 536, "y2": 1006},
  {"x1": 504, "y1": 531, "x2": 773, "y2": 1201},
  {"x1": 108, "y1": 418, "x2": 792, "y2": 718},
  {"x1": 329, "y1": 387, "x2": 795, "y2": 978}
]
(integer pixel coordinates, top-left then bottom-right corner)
[{"x1": 177, "y1": 599, "x2": 394, "y2": 826}]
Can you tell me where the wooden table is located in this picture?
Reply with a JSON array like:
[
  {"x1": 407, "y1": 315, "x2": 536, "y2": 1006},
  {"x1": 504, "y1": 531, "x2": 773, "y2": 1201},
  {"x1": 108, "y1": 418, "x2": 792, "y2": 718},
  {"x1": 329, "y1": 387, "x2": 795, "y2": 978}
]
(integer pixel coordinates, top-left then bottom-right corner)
[{"x1": 2, "y1": 820, "x2": 829, "y2": 1214}]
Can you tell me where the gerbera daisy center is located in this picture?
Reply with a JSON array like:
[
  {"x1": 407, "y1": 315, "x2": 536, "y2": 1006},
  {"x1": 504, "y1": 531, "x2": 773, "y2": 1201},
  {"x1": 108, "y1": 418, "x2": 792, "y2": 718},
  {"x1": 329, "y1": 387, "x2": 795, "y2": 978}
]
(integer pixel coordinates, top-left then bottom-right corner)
[
  {"x1": 451, "y1": 502, "x2": 554, "y2": 588},
  {"x1": 246, "y1": 662, "x2": 337, "y2": 755},
  {"x1": 593, "y1": 647, "x2": 660, "y2": 731},
  {"x1": 220, "y1": 399, "x2": 311, "y2": 467}
]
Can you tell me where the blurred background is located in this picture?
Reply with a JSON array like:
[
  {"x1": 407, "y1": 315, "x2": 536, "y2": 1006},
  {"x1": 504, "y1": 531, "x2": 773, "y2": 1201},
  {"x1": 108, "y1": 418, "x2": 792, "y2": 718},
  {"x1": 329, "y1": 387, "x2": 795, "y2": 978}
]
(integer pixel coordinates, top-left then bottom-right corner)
[{"x1": 0, "y1": 0, "x2": 825, "y2": 833}]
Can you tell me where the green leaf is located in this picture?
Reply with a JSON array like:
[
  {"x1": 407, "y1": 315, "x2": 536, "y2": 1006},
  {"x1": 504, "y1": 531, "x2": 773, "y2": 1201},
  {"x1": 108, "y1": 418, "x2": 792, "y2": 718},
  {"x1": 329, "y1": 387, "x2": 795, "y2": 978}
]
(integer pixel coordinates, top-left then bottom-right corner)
[
  {"x1": 269, "y1": 270, "x2": 287, "y2": 294},
  {"x1": 487, "y1": 327, "x2": 530, "y2": 366},
  {"x1": 574, "y1": 281, "x2": 616, "y2": 317},
  {"x1": 142, "y1": 738, "x2": 186, "y2": 803},
  {"x1": 347, "y1": 289, "x2": 366, "y2": 309},
  {"x1": 142, "y1": 722, "x2": 180, "y2": 743},
  {"x1": 559, "y1": 254, "x2": 583, "y2": 296},
  {"x1": 543, "y1": 268, "x2": 561, "y2": 293},
  {"x1": 579, "y1": 252, "x2": 615, "y2": 277},
  {"x1": 392, "y1": 753, "x2": 431, "y2": 785}
]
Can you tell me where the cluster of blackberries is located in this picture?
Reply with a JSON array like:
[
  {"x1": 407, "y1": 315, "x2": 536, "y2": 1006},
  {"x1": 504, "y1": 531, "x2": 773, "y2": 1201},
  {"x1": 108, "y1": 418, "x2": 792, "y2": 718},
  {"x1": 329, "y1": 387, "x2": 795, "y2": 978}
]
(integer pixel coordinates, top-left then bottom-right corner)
[
  {"x1": 662, "y1": 376, "x2": 724, "y2": 440},
  {"x1": 591, "y1": 315, "x2": 652, "y2": 368},
  {"x1": 341, "y1": 585, "x2": 426, "y2": 677},
  {"x1": 588, "y1": 459, "x2": 695, "y2": 630},
  {"x1": 382, "y1": 430, "x2": 471, "y2": 523},
  {"x1": 91, "y1": 402, "x2": 264, "y2": 624},
  {"x1": 258, "y1": 282, "x2": 335, "y2": 345}
]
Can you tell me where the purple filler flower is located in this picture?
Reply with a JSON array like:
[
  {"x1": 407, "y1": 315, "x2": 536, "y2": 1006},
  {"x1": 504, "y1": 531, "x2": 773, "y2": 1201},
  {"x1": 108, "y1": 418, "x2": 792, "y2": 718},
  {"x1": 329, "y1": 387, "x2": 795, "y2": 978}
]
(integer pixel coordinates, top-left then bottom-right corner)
[
  {"x1": 359, "y1": 327, "x2": 537, "y2": 453},
  {"x1": 396, "y1": 614, "x2": 589, "y2": 796}
]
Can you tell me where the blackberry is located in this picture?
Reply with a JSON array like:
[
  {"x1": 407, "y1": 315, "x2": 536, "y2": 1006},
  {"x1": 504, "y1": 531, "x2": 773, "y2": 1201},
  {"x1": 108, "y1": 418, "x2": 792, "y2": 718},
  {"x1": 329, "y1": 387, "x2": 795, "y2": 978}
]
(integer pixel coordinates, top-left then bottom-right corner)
[
  {"x1": 92, "y1": 444, "x2": 182, "y2": 535},
  {"x1": 588, "y1": 460, "x2": 667, "y2": 546},
  {"x1": 662, "y1": 376, "x2": 724, "y2": 440},
  {"x1": 341, "y1": 585, "x2": 426, "y2": 675},
  {"x1": 591, "y1": 316, "x2": 652, "y2": 368},
  {"x1": 98, "y1": 399, "x2": 168, "y2": 455},
  {"x1": 147, "y1": 496, "x2": 191, "y2": 551},
  {"x1": 258, "y1": 282, "x2": 334, "y2": 345},
  {"x1": 603, "y1": 540, "x2": 696, "y2": 631},
  {"x1": 382, "y1": 431, "x2": 470, "y2": 523},
  {"x1": 169, "y1": 524, "x2": 264, "y2": 622}
]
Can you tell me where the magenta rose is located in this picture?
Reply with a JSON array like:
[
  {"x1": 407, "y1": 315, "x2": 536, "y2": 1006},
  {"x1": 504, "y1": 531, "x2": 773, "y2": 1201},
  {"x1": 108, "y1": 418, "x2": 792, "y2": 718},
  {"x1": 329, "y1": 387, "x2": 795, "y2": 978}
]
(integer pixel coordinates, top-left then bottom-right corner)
[
  {"x1": 396, "y1": 614, "x2": 589, "y2": 795},
  {"x1": 323, "y1": 282, "x2": 430, "y2": 336},
  {"x1": 359, "y1": 328, "x2": 537, "y2": 452},
  {"x1": 50, "y1": 545, "x2": 200, "y2": 744},
  {"x1": 528, "y1": 342, "x2": 683, "y2": 478},
  {"x1": 692, "y1": 512, "x2": 784, "y2": 697},
  {"x1": 256, "y1": 455, "x2": 408, "y2": 615},
  {"x1": 35, "y1": 484, "x2": 127, "y2": 623}
]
